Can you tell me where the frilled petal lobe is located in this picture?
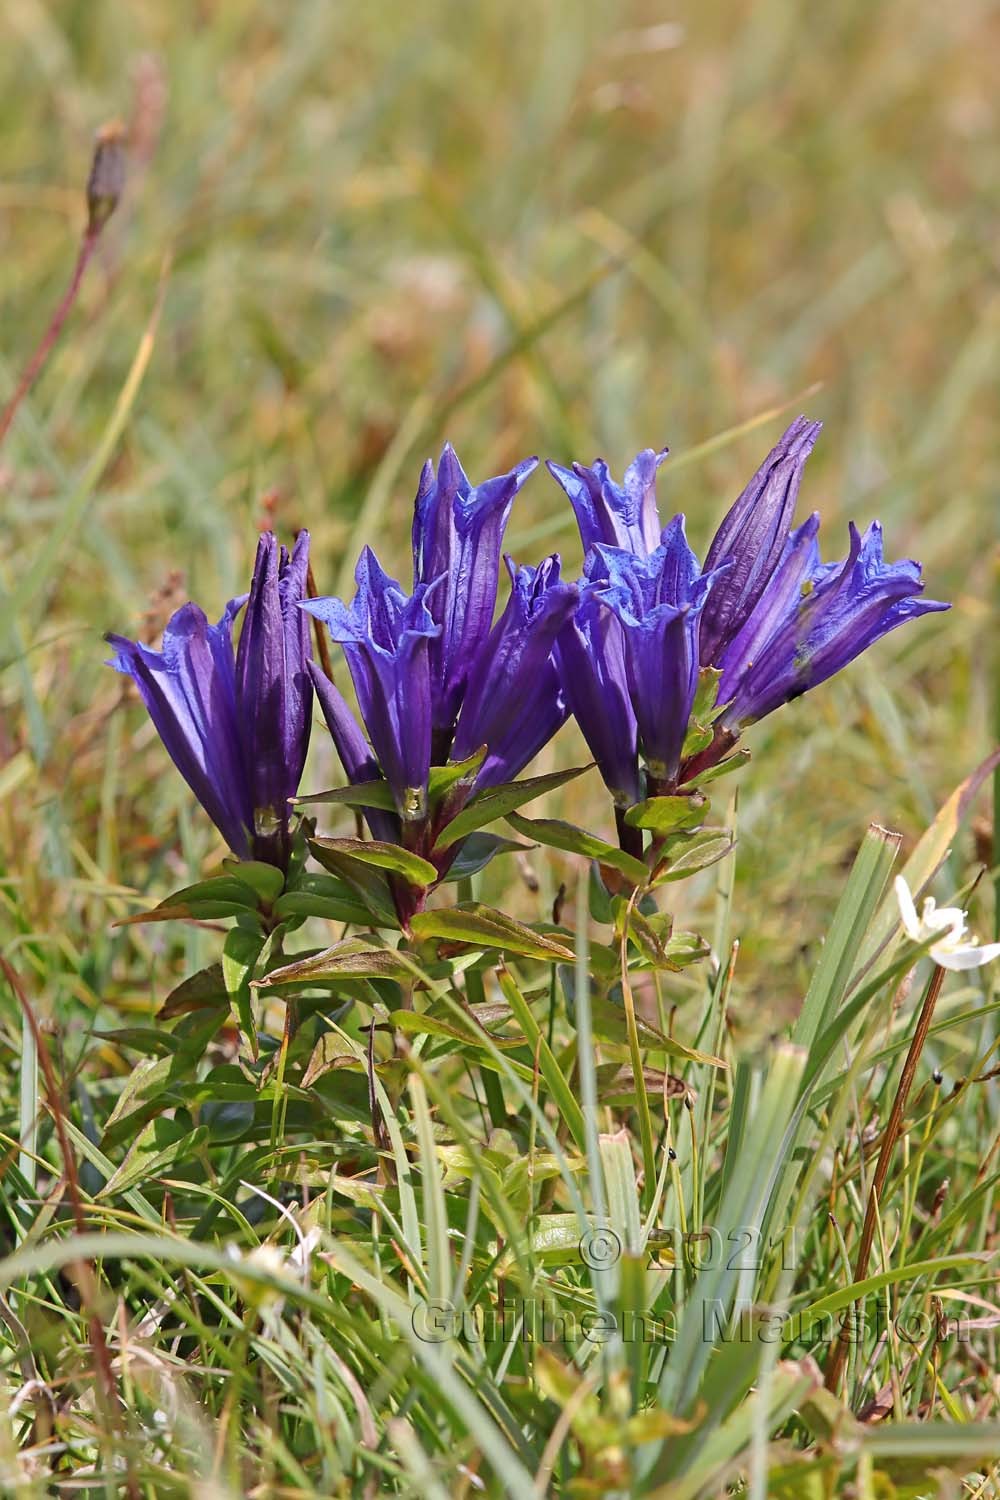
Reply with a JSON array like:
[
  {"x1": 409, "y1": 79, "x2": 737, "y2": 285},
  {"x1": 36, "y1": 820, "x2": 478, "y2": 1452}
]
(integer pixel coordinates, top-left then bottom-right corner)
[
  {"x1": 107, "y1": 598, "x2": 253, "y2": 858},
  {"x1": 547, "y1": 447, "x2": 667, "y2": 559},
  {"x1": 556, "y1": 593, "x2": 640, "y2": 807},
  {"x1": 594, "y1": 516, "x2": 721, "y2": 785},
  {"x1": 303, "y1": 548, "x2": 440, "y2": 818},
  {"x1": 412, "y1": 444, "x2": 538, "y2": 739},
  {"x1": 718, "y1": 519, "x2": 949, "y2": 725},
  {"x1": 452, "y1": 555, "x2": 579, "y2": 791},
  {"x1": 307, "y1": 660, "x2": 400, "y2": 844},
  {"x1": 235, "y1": 530, "x2": 313, "y2": 858},
  {"x1": 700, "y1": 417, "x2": 822, "y2": 665}
]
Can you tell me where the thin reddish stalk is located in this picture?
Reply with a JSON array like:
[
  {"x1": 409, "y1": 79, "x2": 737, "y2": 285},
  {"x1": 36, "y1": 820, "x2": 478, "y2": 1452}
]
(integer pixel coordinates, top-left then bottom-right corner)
[{"x1": 0, "y1": 231, "x2": 98, "y2": 448}]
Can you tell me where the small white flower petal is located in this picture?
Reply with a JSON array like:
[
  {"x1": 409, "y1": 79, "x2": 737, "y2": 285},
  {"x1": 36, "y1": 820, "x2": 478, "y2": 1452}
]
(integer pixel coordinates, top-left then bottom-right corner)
[
  {"x1": 894, "y1": 876, "x2": 922, "y2": 941},
  {"x1": 934, "y1": 941, "x2": 1000, "y2": 972}
]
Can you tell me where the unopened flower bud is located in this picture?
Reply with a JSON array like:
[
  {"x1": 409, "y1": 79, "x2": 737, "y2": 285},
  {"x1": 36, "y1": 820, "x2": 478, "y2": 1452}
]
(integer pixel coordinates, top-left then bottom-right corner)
[{"x1": 86, "y1": 121, "x2": 127, "y2": 235}]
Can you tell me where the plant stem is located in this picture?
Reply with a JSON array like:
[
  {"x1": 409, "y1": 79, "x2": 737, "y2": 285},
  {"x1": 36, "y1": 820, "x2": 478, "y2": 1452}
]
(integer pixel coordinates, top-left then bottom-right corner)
[
  {"x1": 0, "y1": 230, "x2": 98, "y2": 449},
  {"x1": 823, "y1": 962, "x2": 946, "y2": 1396}
]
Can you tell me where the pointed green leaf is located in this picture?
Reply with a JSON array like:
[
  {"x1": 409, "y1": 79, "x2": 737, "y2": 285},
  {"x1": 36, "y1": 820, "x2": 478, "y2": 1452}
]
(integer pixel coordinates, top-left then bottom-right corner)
[
  {"x1": 273, "y1": 873, "x2": 375, "y2": 926},
  {"x1": 410, "y1": 904, "x2": 575, "y2": 962},
  {"x1": 222, "y1": 858, "x2": 284, "y2": 905},
  {"x1": 157, "y1": 963, "x2": 229, "y2": 1020},
  {"x1": 114, "y1": 875, "x2": 259, "y2": 925},
  {"x1": 624, "y1": 792, "x2": 708, "y2": 834},
  {"x1": 439, "y1": 831, "x2": 534, "y2": 881},
  {"x1": 306, "y1": 839, "x2": 398, "y2": 925},
  {"x1": 587, "y1": 996, "x2": 725, "y2": 1068},
  {"x1": 428, "y1": 746, "x2": 487, "y2": 801},
  {"x1": 505, "y1": 811, "x2": 648, "y2": 885},
  {"x1": 223, "y1": 927, "x2": 263, "y2": 1055},
  {"x1": 310, "y1": 836, "x2": 437, "y2": 887},
  {"x1": 253, "y1": 938, "x2": 415, "y2": 989},
  {"x1": 294, "y1": 779, "x2": 397, "y2": 811},
  {"x1": 651, "y1": 828, "x2": 734, "y2": 882},
  {"x1": 432, "y1": 765, "x2": 591, "y2": 850}
]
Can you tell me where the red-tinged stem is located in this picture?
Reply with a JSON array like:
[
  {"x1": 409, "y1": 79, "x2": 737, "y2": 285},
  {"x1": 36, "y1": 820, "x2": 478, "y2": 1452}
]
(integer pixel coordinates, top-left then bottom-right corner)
[
  {"x1": 0, "y1": 229, "x2": 99, "y2": 449},
  {"x1": 823, "y1": 963, "x2": 946, "y2": 1397},
  {"x1": 615, "y1": 804, "x2": 644, "y2": 861}
]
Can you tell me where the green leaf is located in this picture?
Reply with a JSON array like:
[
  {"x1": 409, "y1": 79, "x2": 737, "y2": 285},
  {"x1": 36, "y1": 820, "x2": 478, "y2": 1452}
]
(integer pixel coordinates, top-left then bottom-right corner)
[
  {"x1": 306, "y1": 840, "x2": 398, "y2": 925},
  {"x1": 223, "y1": 927, "x2": 263, "y2": 1056},
  {"x1": 432, "y1": 765, "x2": 590, "y2": 850},
  {"x1": 691, "y1": 665, "x2": 724, "y2": 725},
  {"x1": 505, "y1": 811, "x2": 648, "y2": 885},
  {"x1": 624, "y1": 792, "x2": 708, "y2": 834},
  {"x1": 253, "y1": 938, "x2": 416, "y2": 989},
  {"x1": 799, "y1": 1252, "x2": 992, "y2": 1320},
  {"x1": 273, "y1": 873, "x2": 375, "y2": 926},
  {"x1": 427, "y1": 746, "x2": 487, "y2": 801},
  {"x1": 650, "y1": 828, "x2": 734, "y2": 882},
  {"x1": 93, "y1": 1028, "x2": 182, "y2": 1058},
  {"x1": 294, "y1": 779, "x2": 397, "y2": 811},
  {"x1": 680, "y1": 719, "x2": 713, "y2": 758},
  {"x1": 309, "y1": 836, "x2": 437, "y2": 887},
  {"x1": 410, "y1": 904, "x2": 575, "y2": 962},
  {"x1": 587, "y1": 995, "x2": 725, "y2": 1068},
  {"x1": 440, "y1": 831, "x2": 534, "y2": 881},
  {"x1": 157, "y1": 963, "x2": 229, "y2": 1020},
  {"x1": 99, "y1": 1125, "x2": 210, "y2": 1199},
  {"x1": 114, "y1": 875, "x2": 259, "y2": 925},
  {"x1": 222, "y1": 858, "x2": 285, "y2": 905}
]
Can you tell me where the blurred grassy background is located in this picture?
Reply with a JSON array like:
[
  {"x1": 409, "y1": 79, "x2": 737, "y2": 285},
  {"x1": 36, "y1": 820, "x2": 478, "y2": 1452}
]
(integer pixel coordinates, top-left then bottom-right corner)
[{"x1": 2, "y1": 0, "x2": 998, "y2": 1026}]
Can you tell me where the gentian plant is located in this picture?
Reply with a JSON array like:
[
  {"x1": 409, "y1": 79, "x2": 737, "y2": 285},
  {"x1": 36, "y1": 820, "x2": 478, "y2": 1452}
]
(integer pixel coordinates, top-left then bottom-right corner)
[{"x1": 106, "y1": 422, "x2": 948, "y2": 1111}]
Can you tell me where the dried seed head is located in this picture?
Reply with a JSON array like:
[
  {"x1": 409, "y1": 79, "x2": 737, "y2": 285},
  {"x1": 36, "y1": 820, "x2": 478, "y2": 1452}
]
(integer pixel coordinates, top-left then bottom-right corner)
[{"x1": 87, "y1": 121, "x2": 127, "y2": 235}]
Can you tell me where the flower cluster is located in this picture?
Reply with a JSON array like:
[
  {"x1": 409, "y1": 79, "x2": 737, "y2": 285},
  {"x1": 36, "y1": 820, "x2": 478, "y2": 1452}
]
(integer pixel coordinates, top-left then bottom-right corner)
[
  {"x1": 549, "y1": 418, "x2": 947, "y2": 810},
  {"x1": 108, "y1": 420, "x2": 946, "y2": 917}
]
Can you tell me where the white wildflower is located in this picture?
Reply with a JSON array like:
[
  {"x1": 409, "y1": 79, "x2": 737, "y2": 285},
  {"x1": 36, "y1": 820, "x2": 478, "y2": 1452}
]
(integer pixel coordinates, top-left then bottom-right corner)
[{"x1": 895, "y1": 875, "x2": 1000, "y2": 971}]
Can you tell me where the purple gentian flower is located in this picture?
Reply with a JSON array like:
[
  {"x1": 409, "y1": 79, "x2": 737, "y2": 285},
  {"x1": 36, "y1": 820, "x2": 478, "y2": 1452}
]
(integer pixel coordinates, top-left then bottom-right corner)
[
  {"x1": 716, "y1": 516, "x2": 949, "y2": 727},
  {"x1": 556, "y1": 581, "x2": 641, "y2": 809},
  {"x1": 590, "y1": 518, "x2": 723, "y2": 789},
  {"x1": 107, "y1": 531, "x2": 313, "y2": 868},
  {"x1": 698, "y1": 416, "x2": 822, "y2": 665},
  {"x1": 412, "y1": 444, "x2": 538, "y2": 755},
  {"x1": 452, "y1": 555, "x2": 579, "y2": 790},
  {"x1": 301, "y1": 548, "x2": 440, "y2": 821},
  {"x1": 546, "y1": 447, "x2": 667, "y2": 558}
]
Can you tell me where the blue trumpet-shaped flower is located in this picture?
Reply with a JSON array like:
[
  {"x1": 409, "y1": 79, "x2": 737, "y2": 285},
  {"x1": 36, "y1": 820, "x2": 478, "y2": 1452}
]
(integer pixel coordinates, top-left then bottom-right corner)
[
  {"x1": 301, "y1": 548, "x2": 440, "y2": 821},
  {"x1": 590, "y1": 518, "x2": 723, "y2": 789},
  {"x1": 412, "y1": 444, "x2": 538, "y2": 752},
  {"x1": 556, "y1": 582, "x2": 640, "y2": 809},
  {"x1": 546, "y1": 447, "x2": 667, "y2": 558},
  {"x1": 716, "y1": 516, "x2": 948, "y2": 727},
  {"x1": 699, "y1": 416, "x2": 821, "y2": 665},
  {"x1": 452, "y1": 555, "x2": 579, "y2": 790},
  {"x1": 107, "y1": 531, "x2": 313, "y2": 867},
  {"x1": 305, "y1": 549, "x2": 578, "y2": 819}
]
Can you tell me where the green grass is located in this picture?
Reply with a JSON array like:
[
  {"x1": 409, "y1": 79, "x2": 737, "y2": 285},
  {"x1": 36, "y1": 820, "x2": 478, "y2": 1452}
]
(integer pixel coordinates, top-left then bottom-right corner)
[{"x1": 2, "y1": 0, "x2": 1000, "y2": 1494}]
